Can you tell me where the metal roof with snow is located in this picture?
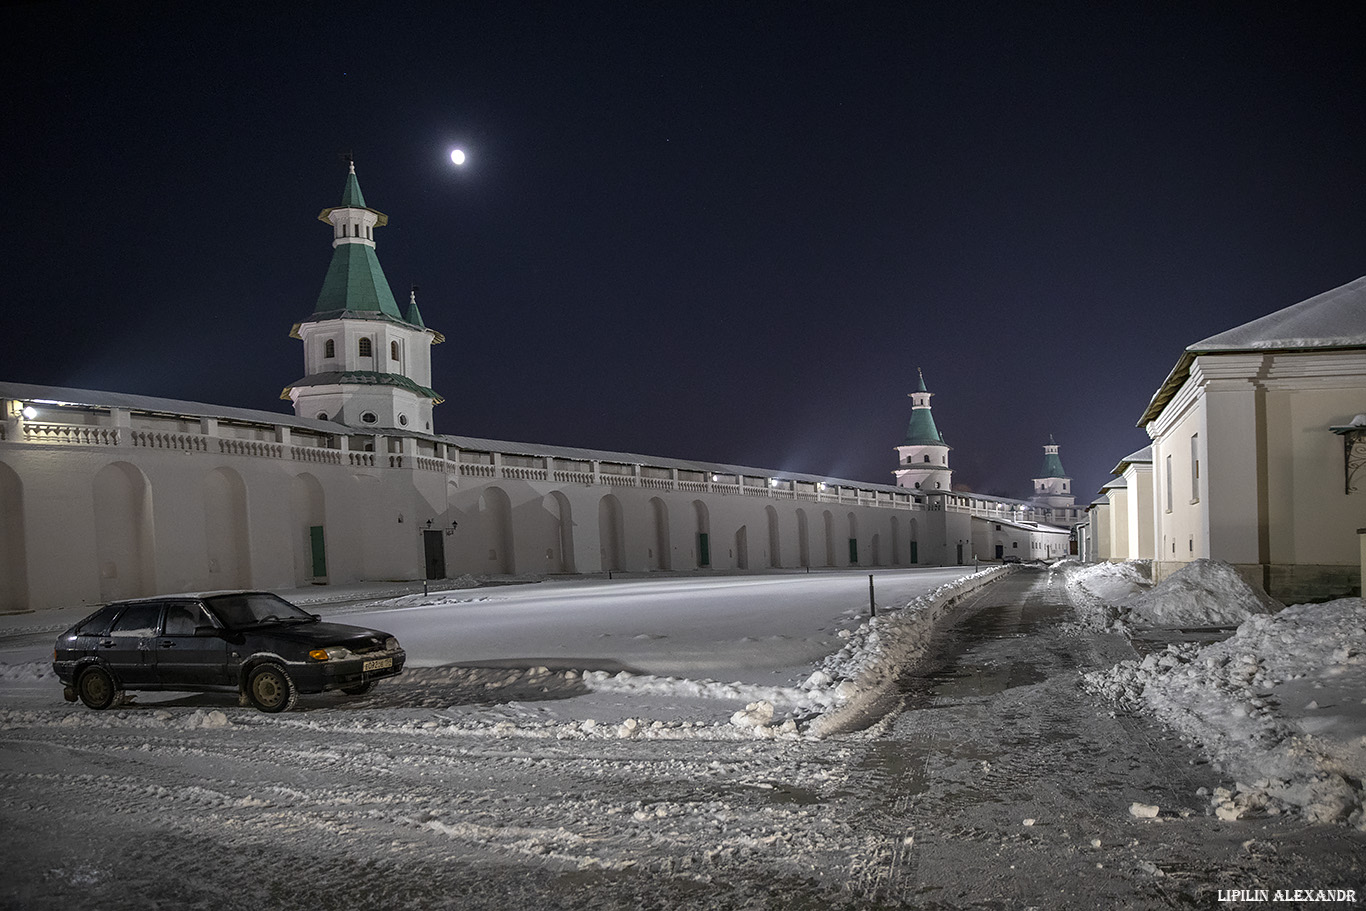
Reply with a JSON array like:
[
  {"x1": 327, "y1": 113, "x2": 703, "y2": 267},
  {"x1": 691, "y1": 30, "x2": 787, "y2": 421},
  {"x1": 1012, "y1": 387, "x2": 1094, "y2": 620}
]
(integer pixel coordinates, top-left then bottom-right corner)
[{"x1": 1140, "y1": 273, "x2": 1366, "y2": 427}]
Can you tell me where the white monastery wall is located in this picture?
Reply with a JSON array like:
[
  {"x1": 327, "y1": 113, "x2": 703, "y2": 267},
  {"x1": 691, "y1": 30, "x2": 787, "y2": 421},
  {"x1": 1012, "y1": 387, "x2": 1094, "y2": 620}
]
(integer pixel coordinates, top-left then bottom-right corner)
[{"x1": 2, "y1": 391, "x2": 1004, "y2": 612}]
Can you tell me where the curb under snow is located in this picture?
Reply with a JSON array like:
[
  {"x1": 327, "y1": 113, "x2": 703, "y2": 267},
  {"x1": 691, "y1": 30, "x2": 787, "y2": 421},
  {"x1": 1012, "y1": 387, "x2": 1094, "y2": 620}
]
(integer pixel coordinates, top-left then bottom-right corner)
[{"x1": 806, "y1": 566, "x2": 1013, "y2": 737}]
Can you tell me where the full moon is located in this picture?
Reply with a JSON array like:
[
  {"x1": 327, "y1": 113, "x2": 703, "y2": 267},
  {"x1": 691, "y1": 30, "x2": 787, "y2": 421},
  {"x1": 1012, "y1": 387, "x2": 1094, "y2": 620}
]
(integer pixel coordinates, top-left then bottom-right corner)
[{"x1": 450, "y1": 148, "x2": 466, "y2": 166}]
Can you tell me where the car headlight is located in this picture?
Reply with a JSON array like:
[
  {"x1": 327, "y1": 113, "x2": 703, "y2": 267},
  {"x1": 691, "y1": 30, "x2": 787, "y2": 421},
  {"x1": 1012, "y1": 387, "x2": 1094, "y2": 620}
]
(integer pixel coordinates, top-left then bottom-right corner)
[
  {"x1": 308, "y1": 646, "x2": 353, "y2": 661},
  {"x1": 384, "y1": 637, "x2": 400, "y2": 652}
]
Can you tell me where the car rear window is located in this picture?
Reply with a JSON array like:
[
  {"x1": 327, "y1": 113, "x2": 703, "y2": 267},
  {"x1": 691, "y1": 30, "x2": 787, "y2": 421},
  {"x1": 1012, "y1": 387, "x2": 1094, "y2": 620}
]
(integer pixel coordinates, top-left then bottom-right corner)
[{"x1": 72, "y1": 605, "x2": 121, "y2": 636}]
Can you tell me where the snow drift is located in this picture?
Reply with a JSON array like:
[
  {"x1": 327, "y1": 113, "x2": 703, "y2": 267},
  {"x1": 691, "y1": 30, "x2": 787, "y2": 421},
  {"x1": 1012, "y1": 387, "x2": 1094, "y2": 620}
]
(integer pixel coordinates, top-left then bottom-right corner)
[
  {"x1": 1116, "y1": 559, "x2": 1280, "y2": 629},
  {"x1": 1085, "y1": 597, "x2": 1366, "y2": 829}
]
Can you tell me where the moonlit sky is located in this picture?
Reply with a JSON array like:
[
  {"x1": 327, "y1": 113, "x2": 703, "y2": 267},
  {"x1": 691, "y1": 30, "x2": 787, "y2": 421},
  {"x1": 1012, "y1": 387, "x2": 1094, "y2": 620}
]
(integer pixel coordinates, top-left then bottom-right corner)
[{"x1": 5, "y1": 2, "x2": 1364, "y2": 500}]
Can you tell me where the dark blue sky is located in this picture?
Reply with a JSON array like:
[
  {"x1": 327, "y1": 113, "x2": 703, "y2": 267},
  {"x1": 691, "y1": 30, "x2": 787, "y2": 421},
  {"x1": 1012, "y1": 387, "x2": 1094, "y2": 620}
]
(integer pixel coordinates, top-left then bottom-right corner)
[{"x1": 6, "y1": 1, "x2": 1364, "y2": 501}]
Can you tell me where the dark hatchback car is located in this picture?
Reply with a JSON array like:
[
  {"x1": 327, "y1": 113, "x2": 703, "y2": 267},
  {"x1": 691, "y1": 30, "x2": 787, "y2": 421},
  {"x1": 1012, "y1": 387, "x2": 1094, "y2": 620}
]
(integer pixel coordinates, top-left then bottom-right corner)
[{"x1": 53, "y1": 591, "x2": 405, "y2": 713}]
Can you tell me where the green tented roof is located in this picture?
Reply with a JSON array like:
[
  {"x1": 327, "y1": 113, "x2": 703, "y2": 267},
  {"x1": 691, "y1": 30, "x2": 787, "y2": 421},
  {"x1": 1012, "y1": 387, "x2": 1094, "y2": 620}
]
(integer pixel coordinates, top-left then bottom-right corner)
[
  {"x1": 340, "y1": 168, "x2": 367, "y2": 207},
  {"x1": 1039, "y1": 451, "x2": 1067, "y2": 478},
  {"x1": 904, "y1": 408, "x2": 944, "y2": 446},
  {"x1": 312, "y1": 242, "x2": 405, "y2": 321},
  {"x1": 405, "y1": 294, "x2": 426, "y2": 329}
]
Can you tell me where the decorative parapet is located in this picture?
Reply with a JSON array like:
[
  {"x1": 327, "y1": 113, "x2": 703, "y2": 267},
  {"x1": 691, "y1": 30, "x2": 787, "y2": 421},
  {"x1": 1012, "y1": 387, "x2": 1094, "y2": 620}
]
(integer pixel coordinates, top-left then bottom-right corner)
[
  {"x1": 22, "y1": 422, "x2": 121, "y2": 446},
  {"x1": 133, "y1": 430, "x2": 209, "y2": 451},
  {"x1": 218, "y1": 439, "x2": 283, "y2": 458},
  {"x1": 292, "y1": 446, "x2": 343, "y2": 465}
]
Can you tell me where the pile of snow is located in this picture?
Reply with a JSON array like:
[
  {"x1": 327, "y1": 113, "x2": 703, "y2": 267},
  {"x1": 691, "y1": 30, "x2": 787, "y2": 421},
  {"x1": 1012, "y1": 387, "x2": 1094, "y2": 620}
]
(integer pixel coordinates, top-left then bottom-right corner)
[
  {"x1": 1085, "y1": 598, "x2": 1366, "y2": 829},
  {"x1": 1058, "y1": 559, "x2": 1279, "y2": 631},
  {"x1": 1115, "y1": 559, "x2": 1280, "y2": 630},
  {"x1": 1055, "y1": 560, "x2": 1152, "y2": 628}
]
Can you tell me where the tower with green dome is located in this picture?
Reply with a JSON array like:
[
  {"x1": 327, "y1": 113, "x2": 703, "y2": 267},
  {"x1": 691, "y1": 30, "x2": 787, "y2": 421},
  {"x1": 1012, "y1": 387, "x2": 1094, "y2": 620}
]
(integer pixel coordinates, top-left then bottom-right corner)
[
  {"x1": 893, "y1": 369, "x2": 953, "y2": 491},
  {"x1": 1031, "y1": 435, "x2": 1075, "y2": 508},
  {"x1": 283, "y1": 161, "x2": 444, "y2": 432}
]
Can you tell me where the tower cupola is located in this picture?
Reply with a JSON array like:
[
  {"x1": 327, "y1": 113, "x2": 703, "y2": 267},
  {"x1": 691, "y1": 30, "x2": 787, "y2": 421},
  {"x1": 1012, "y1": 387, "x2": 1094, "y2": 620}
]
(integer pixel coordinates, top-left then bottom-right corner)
[
  {"x1": 893, "y1": 369, "x2": 953, "y2": 491},
  {"x1": 283, "y1": 162, "x2": 444, "y2": 432},
  {"x1": 1031, "y1": 435, "x2": 1075, "y2": 507}
]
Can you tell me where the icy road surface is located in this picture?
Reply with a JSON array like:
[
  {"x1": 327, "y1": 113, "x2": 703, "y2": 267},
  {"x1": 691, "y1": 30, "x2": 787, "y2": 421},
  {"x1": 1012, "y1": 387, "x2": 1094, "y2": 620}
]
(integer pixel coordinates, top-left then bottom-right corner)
[{"x1": 1, "y1": 568, "x2": 1362, "y2": 909}]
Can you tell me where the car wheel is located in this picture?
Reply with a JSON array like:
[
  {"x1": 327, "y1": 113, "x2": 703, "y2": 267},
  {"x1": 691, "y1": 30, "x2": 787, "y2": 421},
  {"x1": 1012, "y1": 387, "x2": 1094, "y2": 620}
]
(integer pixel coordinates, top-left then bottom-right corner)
[
  {"x1": 246, "y1": 664, "x2": 297, "y2": 713},
  {"x1": 77, "y1": 666, "x2": 121, "y2": 710},
  {"x1": 340, "y1": 679, "x2": 375, "y2": 696}
]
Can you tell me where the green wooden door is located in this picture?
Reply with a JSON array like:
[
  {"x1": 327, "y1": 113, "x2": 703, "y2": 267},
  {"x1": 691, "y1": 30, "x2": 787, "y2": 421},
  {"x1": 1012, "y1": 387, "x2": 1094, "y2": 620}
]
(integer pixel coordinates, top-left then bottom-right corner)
[{"x1": 309, "y1": 526, "x2": 327, "y2": 578}]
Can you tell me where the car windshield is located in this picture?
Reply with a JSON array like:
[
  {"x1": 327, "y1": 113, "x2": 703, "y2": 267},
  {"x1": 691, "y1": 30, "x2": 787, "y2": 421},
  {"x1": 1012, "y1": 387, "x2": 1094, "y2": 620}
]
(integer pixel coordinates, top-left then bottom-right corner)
[{"x1": 203, "y1": 593, "x2": 316, "y2": 630}]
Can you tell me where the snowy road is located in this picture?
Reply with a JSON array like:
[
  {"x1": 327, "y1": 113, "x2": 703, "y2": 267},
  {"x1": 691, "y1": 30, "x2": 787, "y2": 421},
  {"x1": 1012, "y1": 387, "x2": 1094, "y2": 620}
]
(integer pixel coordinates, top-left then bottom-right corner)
[{"x1": 1, "y1": 568, "x2": 1362, "y2": 909}]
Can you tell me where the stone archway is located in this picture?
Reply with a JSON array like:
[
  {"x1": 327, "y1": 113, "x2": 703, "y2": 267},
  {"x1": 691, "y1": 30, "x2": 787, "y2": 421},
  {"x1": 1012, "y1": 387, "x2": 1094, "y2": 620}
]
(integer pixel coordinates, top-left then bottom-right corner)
[
  {"x1": 204, "y1": 467, "x2": 252, "y2": 589},
  {"x1": 0, "y1": 463, "x2": 27, "y2": 612},
  {"x1": 93, "y1": 462, "x2": 155, "y2": 601}
]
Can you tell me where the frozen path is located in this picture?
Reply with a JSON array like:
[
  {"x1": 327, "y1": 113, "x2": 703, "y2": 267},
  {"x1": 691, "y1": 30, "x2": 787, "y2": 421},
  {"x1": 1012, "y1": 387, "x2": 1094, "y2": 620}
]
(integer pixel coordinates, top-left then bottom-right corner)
[
  {"x1": 338, "y1": 567, "x2": 976, "y2": 684},
  {"x1": 841, "y1": 567, "x2": 1365, "y2": 906}
]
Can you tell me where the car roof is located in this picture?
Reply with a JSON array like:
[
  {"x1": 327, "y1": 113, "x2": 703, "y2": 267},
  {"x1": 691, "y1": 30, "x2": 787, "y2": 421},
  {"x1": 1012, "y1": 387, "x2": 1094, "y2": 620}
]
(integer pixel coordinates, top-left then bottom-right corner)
[{"x1": 106, "y1": 590, "x2": 281, "y2": 606}]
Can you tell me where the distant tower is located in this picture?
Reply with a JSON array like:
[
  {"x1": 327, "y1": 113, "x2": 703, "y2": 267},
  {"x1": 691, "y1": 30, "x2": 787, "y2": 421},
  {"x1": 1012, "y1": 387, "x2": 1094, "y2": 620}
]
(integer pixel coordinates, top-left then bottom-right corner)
[
  {"x1": 893, "y1": 369, "x2": 953, "y2": 491},
  {"x1": 283, "y1": 161, "x2": 444, "y2": 432},
  {"x1": 1031, "y1": 435, "x2": 1075, "y2": 507}
]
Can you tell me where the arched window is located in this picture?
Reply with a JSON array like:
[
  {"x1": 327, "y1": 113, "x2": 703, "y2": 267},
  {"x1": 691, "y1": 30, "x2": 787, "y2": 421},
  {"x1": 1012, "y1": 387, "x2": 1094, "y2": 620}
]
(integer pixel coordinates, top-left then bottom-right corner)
[
  {"x1": 923, "y1": 455, "x2": 930, "y2": 463},
  {"x1": 390, "y1": 341, "x2": 400, "y2": 361},
  {"x1": 358, "y1": 338, "x2": 373, "y2": 358},
  {"x1": 323, "y1": 339, "x2": 335, "y2": 359}
]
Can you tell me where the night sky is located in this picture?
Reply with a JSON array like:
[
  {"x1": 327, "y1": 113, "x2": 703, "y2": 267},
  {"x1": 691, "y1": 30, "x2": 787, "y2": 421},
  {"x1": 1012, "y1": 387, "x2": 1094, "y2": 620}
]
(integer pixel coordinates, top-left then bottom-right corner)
[{"x1": 6, "y1": 2, "x2": 1365, "y2": 502}]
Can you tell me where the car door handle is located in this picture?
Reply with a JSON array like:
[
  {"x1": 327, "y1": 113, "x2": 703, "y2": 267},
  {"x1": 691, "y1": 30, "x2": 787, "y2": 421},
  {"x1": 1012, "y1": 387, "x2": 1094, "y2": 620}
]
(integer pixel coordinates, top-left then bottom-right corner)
[
  {"x1": 158, "y1": 640, "x2": 176, "y2": 649},
  {"x1": 99, "y1": 640, "x2": 114, "y2": 648}
]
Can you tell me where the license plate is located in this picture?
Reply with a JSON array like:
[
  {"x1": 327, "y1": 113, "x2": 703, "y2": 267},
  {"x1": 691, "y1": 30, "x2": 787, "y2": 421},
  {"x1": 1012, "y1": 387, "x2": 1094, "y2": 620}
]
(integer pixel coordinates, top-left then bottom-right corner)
[{"x1": 362, "y1": 657, "x2": 392, "y2": 672}]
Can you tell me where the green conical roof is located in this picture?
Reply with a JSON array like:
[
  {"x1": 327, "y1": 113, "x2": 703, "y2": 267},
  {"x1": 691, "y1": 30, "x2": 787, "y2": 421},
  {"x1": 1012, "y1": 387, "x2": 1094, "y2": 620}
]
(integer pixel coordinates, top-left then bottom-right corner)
[
  {"x1": 340, "y1": 167, "x2": 367, "y2": 207},
  {"x1": 404, "y1": 290, "x2": 426, "y2": 328},
  {"x1": 309, "y1": 166, "x2": 405, "y2": 322},
  {"x1": 312, "y1": 242, "x2": 404, "y2": 320},
  {"x1": 1039, "y1": 436, "x2": 1068, "y2": 478},
  {"x1": 904, "y1": 408, "x2": 944, "y2": 446}
]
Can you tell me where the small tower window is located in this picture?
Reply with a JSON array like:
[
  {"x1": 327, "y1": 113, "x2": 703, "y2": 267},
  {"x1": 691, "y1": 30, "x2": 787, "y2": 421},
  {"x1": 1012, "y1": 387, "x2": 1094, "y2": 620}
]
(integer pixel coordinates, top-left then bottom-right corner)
[
  {"x1": 323, "y1": 339, "x2": 335, "y2": 359},
  {"x1": 359, "y1": 338, "x2": 373, "y2": 358},
  {"x1": 360, "y1": 412, "x2": 378, "y2": 425},
  {"x1": 923, "y1": 455, "x2": 930, "y2": 463},
  {"x1": 391, "y1": 341, "x2": 400, "y2": 361}
]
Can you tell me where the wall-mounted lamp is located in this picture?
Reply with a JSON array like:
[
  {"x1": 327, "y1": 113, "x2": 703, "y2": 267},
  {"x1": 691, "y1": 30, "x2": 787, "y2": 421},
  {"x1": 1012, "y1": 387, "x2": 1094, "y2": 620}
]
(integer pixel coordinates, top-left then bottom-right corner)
[{"x1": 21, "y1": 405, "x2": 37, "y2": 420}]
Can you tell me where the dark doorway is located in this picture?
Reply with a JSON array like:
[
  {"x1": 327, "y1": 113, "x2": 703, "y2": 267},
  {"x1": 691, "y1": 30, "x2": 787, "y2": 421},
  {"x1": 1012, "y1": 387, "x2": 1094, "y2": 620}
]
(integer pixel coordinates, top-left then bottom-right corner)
[
  {"x1": 309, "y1": 526, "x2": 327, "y2": 579},
  {"x1": 423, "y1": 529, "x2": 446, "y2": 580}
]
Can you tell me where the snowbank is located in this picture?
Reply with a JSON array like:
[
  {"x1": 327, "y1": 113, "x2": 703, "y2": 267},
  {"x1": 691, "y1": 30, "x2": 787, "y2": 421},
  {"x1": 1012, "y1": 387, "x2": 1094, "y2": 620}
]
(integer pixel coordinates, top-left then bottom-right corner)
[
  {"x1": 1084, "y1": 598, "x2": 1366, "y2": 829},
  {"x1": 1059, "y1": 559, "x2": 1279, "y2": 631},
  {"x1": 1056, "y1": 560, "x2": 1151, "y2": 628},
  {"x1": 804, "y1": 567, "x2": 1010, "y2": 737},
  {"x1": 1117, "y1": 559, "x2": 1280, "y2": 629}
]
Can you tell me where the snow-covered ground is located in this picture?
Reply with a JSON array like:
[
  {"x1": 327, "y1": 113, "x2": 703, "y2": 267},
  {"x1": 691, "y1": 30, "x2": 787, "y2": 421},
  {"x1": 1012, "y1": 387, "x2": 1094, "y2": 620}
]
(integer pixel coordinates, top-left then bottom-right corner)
[
  {"x1": 0, "y1": 567, "x2": 998, "y2": 738},
  {"x1": 2, "y1": 564, "x2": 1363, "y2": 908},
  {"x1": 1073, "y1": 560, "x2": 1366, "y2": 830}
]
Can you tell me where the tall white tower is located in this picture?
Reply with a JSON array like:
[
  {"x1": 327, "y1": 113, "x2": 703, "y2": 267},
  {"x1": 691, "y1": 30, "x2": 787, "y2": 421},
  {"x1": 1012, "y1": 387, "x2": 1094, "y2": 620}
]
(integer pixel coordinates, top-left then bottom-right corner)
[
  {"x1": 1031, "y1": 435, "x2": 1075, "y2": 507},
  {"x1": 283, "y1": 162, "x2": 444, "y2": 432},
  {"x1": 893, "y1": 369, "x2": 953, "y2": 491}
]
